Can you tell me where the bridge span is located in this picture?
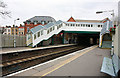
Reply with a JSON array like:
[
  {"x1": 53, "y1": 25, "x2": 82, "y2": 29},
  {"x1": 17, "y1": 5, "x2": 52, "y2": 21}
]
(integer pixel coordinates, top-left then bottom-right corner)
[{"x1": 26, "y1": 20, "x2": 104, "y2": 47}]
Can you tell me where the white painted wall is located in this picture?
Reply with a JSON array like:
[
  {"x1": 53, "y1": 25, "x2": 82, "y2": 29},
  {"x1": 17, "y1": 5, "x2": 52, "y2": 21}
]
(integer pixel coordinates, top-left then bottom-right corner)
[
  {"x1": 114, "y1": 26, "x2": 120, "y2": 57},
  {"x1": 118, "y1": 26, "x2": 120, "y2": 57},
  {"x1": 64, "y1": 26, "x2": 102, "y2": 32}
]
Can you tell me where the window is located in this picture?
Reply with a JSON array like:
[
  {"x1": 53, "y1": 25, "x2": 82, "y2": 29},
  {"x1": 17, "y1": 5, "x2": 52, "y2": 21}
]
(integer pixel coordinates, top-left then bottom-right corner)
[
  {"x1": 27, "y1": 21, "x2": 31, "y2": 24},
  {"x1": 78, "y1": 24, "x2": 80, "y2": 26},
  {"x1": 16, "y1": 29, "x2": 17, "y2": 32},
  {"x1": 98, "y1": 25, "x2": 101, "y2": 27},
  {"x1": 27, "y1": 22, "x2": 30, "y2": 24},
  {"x1": 88, "y1": 25, "x2": 90, "y2": 27},
  {"x1": 41, "y1": 30, "x2": 43, "y2": 35},
  {"x1": 71, "y1": 24, "x2": 72, "y2": 26},
  {"x1": 91, "y1": 24, "x2": 93, "y2": 27},
  {"x1": 101, "y1": 25, "x2": 103, "y2": 27},
  {"x1": 83, "y1": 24, "x2": 85, "y2": 27},
  {"x1": 41, "y1": 21, "x2": 44, "y2": 25},
  {"x1": 44, "y1": 21, "x2": 46, "y2": 24},
  {"x1": 57, "y1": 25, "x2": 60, "y2": 29},
  {"x1": 73, "y1": 24, "x2": 75, "y2": 26},
  {"x1": 16, "y1": 33, "x2": 17, "y2": 35},
  {"x1": 48, "y1": 21, "x2": 49, "y2": 23},
  {"x1": 34, "y1": 34, "x2": 36, "y2": 40},
  {"x1": 38, "y1": 32, "x2": 40, "y2": 37},
  {"x1": 81, "y1": 24, "x2": 83, "y2": 27},
  {"x1": 49, "y1": 21, "x2": 51, "y2": 23},
  {"x1": 53, "y1": 26, "x2": 55, "y2": 30},
  {"x1": 61, "y1": 24, "x2": 62, "y2": 27},
  {"x1": 8, "y1": 29, "x2": 10, "y2": 32},
  {"x1": 34, "y1": 22, "x2": 37, "y2": 25},
  {"x1": 60, "y1": 24, "x2": 62, "y2": 27},
  {"x1": 22, "y1": 32, "x2": 23, "y2": 34},
  {"x1": 19, "y1": 32, "x2": 21, "y2": 34},
  {"x1": 50, "y1": 28, "x2": 52, "y2": 32},
  {"x1": 47, "y1": 30, "x2": 49, "y2": 34}
]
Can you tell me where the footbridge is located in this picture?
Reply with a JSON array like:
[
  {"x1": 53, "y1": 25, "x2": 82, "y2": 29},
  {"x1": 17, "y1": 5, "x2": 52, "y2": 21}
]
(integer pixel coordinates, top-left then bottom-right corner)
[{"x1": 26, "y1": 20, "x2": 110, "y2": 47}]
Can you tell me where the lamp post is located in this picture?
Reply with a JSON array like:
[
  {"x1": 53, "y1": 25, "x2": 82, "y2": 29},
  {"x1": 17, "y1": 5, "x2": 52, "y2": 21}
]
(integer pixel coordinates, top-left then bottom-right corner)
[
  {"x1": 96, "y1": 10, "x2": 114, "y2": 55},
  {"x1": 14, "y1": 18, "x2": 20, "y2": 47},
  {"x1": 96, "y1": 10, "x2": 114, "y2": 27}
]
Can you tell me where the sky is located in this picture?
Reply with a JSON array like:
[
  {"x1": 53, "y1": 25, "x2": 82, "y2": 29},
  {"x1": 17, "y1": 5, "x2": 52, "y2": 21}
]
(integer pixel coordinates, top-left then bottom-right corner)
[{"x1": 0, "y1": 0, "x2": 119, "y2": 26}]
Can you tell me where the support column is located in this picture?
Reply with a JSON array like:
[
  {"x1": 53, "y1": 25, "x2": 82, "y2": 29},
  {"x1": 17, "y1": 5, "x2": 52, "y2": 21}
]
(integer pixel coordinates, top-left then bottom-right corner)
[
  {"x1": 51, "y1": 35, "x2": 54, "y2": 45},
  {"x1": 62, "y1": 32, "x2": 64, "y2": 44},
  {"x1": 99, "y1": 34, "x2": 103, "y2": 47}
]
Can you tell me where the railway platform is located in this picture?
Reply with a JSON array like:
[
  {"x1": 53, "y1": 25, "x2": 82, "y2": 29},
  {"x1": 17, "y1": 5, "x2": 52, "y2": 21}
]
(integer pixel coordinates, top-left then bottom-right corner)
[
  {"x1": 7, "y1": 45, "x2": 111, "y2": 77},
  {"x1": 0, "y1": 44, "x2": 75, "y2": 54}
]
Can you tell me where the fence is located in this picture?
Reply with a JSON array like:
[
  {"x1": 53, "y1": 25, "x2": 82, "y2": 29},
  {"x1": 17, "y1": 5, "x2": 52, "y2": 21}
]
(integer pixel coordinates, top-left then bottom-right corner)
[{"x1": 0, "y1": 34, "x2": 26, "y2": 47}]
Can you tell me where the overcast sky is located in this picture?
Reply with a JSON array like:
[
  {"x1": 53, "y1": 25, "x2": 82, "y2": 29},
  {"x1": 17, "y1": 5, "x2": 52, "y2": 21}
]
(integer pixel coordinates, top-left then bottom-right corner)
[{"x1": 0, "y1": 0, "x2": 119, "y2": 26}]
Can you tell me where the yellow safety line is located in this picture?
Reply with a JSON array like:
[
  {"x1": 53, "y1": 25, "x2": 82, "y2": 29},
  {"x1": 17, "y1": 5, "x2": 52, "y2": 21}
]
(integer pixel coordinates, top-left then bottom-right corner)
[
  {"x1": 100, "y1": 35, "x2": 103, "y2": 47},
  {"x1": 40, "y1": 46, "x2": 97, "y2": 77}
]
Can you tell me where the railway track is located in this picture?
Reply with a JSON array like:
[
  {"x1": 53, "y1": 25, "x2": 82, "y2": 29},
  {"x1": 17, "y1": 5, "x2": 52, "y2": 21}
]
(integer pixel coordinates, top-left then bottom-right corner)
[{"x1": 1, "y1": 45, "x2": 87, "y2": 76}]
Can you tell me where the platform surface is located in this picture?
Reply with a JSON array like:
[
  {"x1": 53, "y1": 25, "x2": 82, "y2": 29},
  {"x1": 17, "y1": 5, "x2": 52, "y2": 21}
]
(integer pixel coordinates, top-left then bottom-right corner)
[
  {"x1": 0, "y1": 44, "x2": 75, "y2": 54},
  {"x1": 7, "y1": 45, "x2": 111, "y2": 77}
]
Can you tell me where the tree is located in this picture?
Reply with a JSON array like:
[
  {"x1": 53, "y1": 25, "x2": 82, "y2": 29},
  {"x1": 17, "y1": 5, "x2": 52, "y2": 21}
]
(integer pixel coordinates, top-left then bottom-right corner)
[
  {"x1": 0, "y1": 27, "x2": 5, "y2": 34},
  {"x1": 0, "y1": 1, "x2": 11, "y2": 18}
]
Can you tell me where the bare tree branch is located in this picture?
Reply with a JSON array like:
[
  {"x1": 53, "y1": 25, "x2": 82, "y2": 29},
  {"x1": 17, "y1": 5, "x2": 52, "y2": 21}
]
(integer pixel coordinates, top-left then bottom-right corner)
[
  {"x1": 0, "y1": 11, "x2": 10, "y2": 15},
  {"x1": 0, "y1": 1, "x2": 7, "y2": 8},
  {"x1": 0, "y1": 1, "x2": 11, "y2": 18}
]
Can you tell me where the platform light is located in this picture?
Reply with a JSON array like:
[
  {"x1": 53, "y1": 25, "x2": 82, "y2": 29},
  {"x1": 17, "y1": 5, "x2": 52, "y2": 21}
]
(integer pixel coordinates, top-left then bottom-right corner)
[
  {"x1": 14, "y1": 18, "x2": 20, "y2": 48},
  {"x1": 96, "y1": 11, "x2": 103, "y2": 14}
]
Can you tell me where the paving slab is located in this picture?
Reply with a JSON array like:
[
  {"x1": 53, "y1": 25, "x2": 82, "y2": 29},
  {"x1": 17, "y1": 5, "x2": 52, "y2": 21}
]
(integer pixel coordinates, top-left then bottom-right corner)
[
  {"x1": 7, "y1": 46, "x2": 111, "y2": 77},
  {"x1": 46, "y1": 47, "x2": 111, "y2": 76}
]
